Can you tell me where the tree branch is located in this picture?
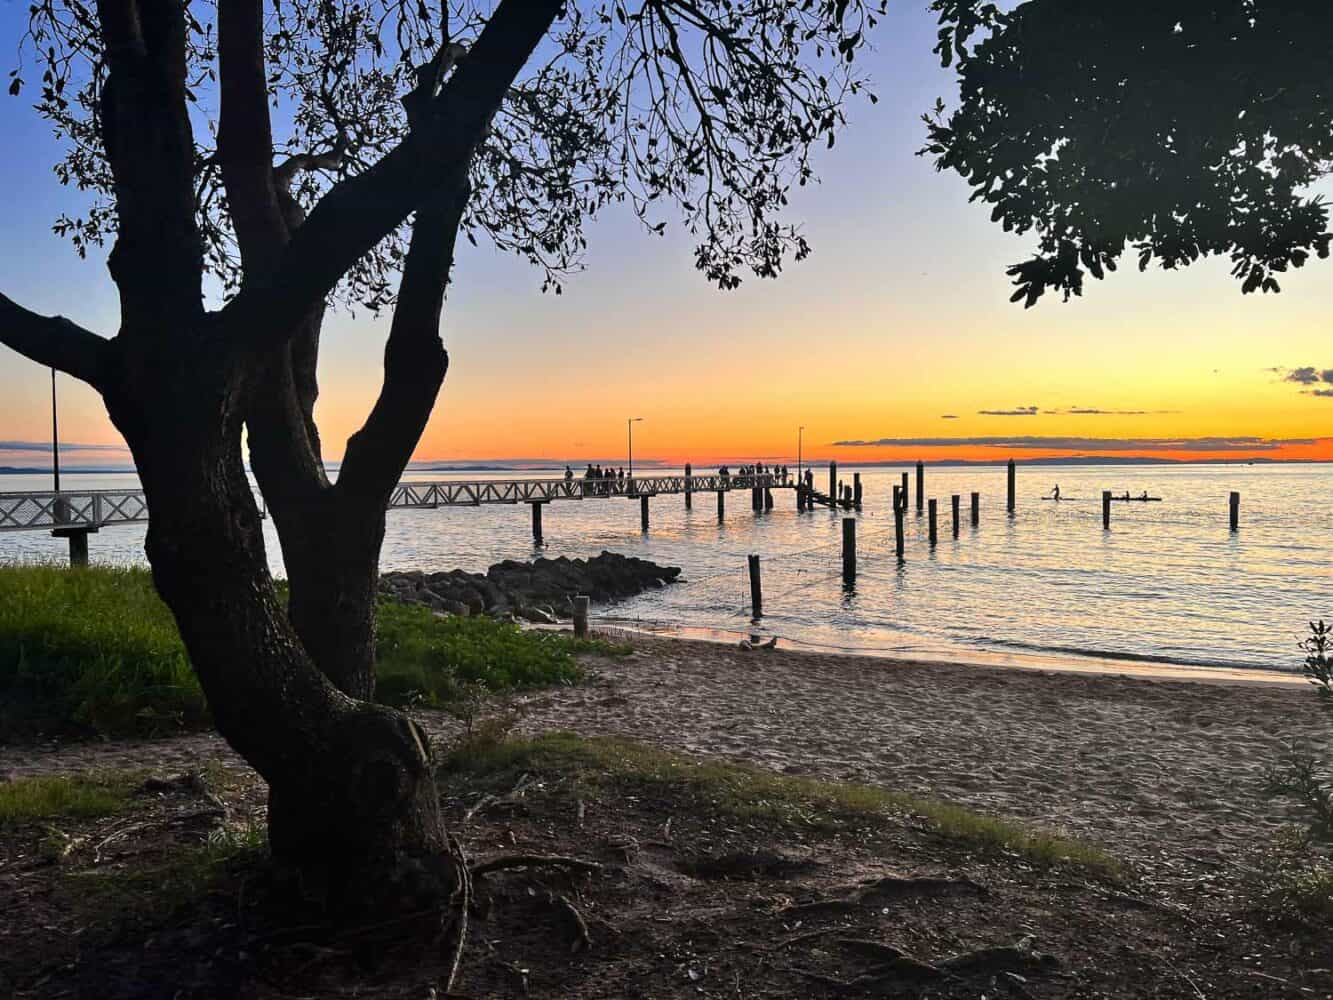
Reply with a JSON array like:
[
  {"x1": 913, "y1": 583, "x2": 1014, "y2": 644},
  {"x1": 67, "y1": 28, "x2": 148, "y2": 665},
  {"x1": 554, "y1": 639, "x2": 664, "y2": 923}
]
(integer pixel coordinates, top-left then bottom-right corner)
[
  {"x1": 97, "y1": 0, "x2": 203, "y2": 330},
  {"x1": 0, "y1": 293, "x2": 110, "y2": 388},
  {"x1": 218, "y1": 0, "x2": 288, "y2": 274},
  {"x1": 336, "y1": 180, "x2": 469, "y2": 503},
  {"x1": 221, "y1": 0, "x2": 563, "y2": 347}
]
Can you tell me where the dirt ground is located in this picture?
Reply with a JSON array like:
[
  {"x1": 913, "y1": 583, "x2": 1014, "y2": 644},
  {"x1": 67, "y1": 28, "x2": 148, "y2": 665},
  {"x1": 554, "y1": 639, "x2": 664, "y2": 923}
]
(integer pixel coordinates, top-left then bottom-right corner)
[{"x1": 4, "y1": 637, "x2": 1333, "y2": 998}]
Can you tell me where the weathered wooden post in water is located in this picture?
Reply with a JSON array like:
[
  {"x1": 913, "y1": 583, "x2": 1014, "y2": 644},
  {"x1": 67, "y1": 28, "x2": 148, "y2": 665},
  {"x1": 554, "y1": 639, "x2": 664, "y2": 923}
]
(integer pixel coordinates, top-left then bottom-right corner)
[
  {"x1": 764, "y1": 485, "x2": 774, "y2": 510},
  {"x1": 717, "y1": 490, "x2": 725, "y2": 522},
  {"x1": 971, "y1": 491, "x2": 980, "y2": 527},
  {"x1": 900, "y1": 472, "x2": 908, "y2": 510},
  {"x1": 1007, "y1": 459, "x2": 1016, "y2": 513},
  {"x1": 842, "y1": 518, "x2": 856, "y2": 584},
  {"x1": 641, "y1": 494, "x2": 650, "y2": 532},
  {"x1": 951, "y1": 494, "x2": 960, "y2": 538},
  {"x1": 748, "y1": 554, "x2": 763, "y2": 620},
  {"x1": 853, "y1": 473, "x2": 862, "y2": 509},
  {"x1": 892, "y1": 484, "x2": 901, "y2": 513},
  {"x1": 1230, "y1": 491, "x2": 1240, "y2": 532},
  {"x1": 1102, "y1": 491, "x2": 1112, "y2": 530},
  {"x1": 928, "y1": 498, "x2": 938, "y2": 547},
  {"x1": 684, "y1": 463, "x2": 692, "y2": 510},
  {"x1": 530, "y1": 501, "x2": 545, "y2": 544},
  {"x1": 573, "y1": 595, "x2": 590, "y2": 638},
  {"x1": 829, "y1": 461, "x2": 838, "y2": 501},
  {"x1": 894, "y1": 506, "x2": 905, "y2": 561},
  {"x1": 916, "y1": 461, "x2": 925, "y2": 513}
]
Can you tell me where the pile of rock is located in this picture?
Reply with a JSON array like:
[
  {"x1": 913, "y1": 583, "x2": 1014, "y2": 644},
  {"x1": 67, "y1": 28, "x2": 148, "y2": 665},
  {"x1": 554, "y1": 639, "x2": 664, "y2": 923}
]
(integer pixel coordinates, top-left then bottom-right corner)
[{"x1": 379, "y1": 551, "x2": 681, "y2": 624}]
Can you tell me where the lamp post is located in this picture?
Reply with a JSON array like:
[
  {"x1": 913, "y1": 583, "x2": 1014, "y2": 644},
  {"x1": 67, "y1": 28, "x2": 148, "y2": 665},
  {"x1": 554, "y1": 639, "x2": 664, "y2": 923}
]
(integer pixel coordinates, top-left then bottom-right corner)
[
  {"x1": 51, "y1": 368, "x2": 60, "y2": 493},
  {"x1": 627, "y1": 417, "x2": 643, "y2": 476}
]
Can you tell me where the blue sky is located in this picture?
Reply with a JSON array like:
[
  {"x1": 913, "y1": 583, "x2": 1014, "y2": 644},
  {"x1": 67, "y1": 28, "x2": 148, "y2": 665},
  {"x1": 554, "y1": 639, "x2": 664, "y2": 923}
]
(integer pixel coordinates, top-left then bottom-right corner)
[{"x1": 1, "y1": 1, "x2": 1329, "y2": 468}]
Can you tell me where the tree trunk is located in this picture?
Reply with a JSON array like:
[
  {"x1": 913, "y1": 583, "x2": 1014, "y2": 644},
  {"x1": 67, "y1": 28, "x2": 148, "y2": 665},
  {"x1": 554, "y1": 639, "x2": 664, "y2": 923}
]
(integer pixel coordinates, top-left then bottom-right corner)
[{"x1": 103, "y1": 356, "x2": 456, "y2": 917}]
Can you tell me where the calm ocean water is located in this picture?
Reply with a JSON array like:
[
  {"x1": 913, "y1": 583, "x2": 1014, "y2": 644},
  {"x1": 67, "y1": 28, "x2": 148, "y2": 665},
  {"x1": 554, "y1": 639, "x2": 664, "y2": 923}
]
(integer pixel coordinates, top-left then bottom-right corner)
[{"x1": 2, "y1": 464, "x2": 1329, "y2": 673}]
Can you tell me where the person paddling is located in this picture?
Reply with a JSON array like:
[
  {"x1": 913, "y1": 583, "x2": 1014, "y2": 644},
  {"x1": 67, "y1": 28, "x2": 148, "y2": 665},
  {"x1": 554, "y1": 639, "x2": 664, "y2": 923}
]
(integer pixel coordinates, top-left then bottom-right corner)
[{"x1": 1050, "y1": 484, "x2": 1061, "y2": 501}]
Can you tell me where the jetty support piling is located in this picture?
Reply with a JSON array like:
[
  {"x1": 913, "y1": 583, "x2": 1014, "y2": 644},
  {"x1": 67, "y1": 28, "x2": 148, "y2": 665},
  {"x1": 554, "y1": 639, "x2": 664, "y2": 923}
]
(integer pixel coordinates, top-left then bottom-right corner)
[
  {"x1": 640, "y1": 494, "x2": 650, "y2": 532},
  {"x1": 952, "y1": 494, "x2": 960, "y2": 538},
  {"x1": 684, "y1": 463, "x2": 692, "y2": 509},
  {"x1": 853, "y1": 473, "x2": 862, "y2": 509},
  {"x1": 764, "y1": 486, "x2": 774, "y2": 510},
  {"x1": 1007, "y1": 459, "x2": 1016, "y2": 513},
  {"x1": 1230, "y1": 491, "x2": 1240, "y2": 532},
  {"x1": 928, "y1": 499, "x2": 938, "y2": 547},
  {"x1": 916, "y1": 461, "x2": 925, "y2": 513},
  {"x1": 529, "y1": 501, "x2": 545, "y2": 544},
  {"x1": 971, "y1": 491, "x2": 980, "y2": 526},
  {"x1": 573, "y1": 595, "x2": 590, "y2": 638},
  {"x1": 828, "y1": 461, "x2": 838, "y2": 503},
  {"x1": 717, "y1": 490, "x2": 725, "y2": 523},
  {"x1": 894, "y1": 505, "x2": 905, "y2": 561},
  {"x1": 900, "y1": 472, "x2": 909, "y2": 511},
  {"x1": 748, "y1": 554, "x2": 763, "y2": 620},
  {"x1": 842, "y1": 518, "x2": 856, "y2": 584},
  {"x1": 1103, "y1": 491, "x2": 1112, "y2": 530}
]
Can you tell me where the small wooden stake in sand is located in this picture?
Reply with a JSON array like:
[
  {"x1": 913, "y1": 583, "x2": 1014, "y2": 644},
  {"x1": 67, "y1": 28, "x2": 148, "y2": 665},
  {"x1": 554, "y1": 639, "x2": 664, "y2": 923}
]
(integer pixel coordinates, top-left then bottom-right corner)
[{"x1": 573, "y1": 595, "x2": 589, "y2": 638}]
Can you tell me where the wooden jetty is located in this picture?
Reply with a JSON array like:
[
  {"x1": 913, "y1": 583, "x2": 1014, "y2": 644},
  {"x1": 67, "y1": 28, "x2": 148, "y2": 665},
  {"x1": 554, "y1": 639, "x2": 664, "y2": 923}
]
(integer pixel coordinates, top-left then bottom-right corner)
[{"x1": 0, "y1": 465, "x2": 860, "y2": 564}]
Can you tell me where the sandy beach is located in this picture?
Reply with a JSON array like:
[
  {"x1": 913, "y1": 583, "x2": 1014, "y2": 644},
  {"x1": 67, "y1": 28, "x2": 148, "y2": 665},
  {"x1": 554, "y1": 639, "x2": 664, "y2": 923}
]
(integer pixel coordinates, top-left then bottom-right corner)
[
  {"x1": 513, "y1": 636, "x2": 1330, "y2": 880},
  {"x1": 4, "y1": 636, "x2": 1328, "y2": 882}
]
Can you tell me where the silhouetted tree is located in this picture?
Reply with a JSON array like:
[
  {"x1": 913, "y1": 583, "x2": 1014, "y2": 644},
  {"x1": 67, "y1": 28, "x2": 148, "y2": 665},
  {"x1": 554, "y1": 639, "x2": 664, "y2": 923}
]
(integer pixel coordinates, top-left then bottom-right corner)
[
  {"x1": 923, "y1": 1, "x2": 1333, "y2": 306},
  {"x1": 0, "y1": 0, "x2": 882, "y2": 919}
]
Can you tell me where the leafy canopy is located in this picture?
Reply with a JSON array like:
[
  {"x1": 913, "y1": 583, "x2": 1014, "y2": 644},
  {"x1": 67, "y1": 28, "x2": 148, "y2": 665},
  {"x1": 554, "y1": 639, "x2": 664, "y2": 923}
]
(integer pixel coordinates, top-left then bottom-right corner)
[
  {"x1": 924, "y1": 1, "x2": 1333, "y2": 306},
  {"x1": 13, "y1": 1, "x2": 885, "y2": 304}
]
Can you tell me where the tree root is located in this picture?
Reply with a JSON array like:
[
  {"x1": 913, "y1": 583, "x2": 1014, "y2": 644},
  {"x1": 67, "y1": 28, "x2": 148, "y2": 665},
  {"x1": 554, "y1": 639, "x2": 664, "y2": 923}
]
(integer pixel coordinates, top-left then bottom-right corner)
[
  {"x1": 470, "y1": 854, "x2": 602, "y2": 879},
  {"x1": 787, "y1": 935, "x2": 1060, "y2": 992},
  {"x1": 544, "y1": 890, "x2": 592, "y2": 954},
  {"x1": 782, "y1": 874, "x2": 986, "y2": 917},
  {"x1": 438, "y1": 834, "x2": 472, "y2": 994},
  {"x1": 463, "y1": 772, "x2": 534, "y2": 823}
]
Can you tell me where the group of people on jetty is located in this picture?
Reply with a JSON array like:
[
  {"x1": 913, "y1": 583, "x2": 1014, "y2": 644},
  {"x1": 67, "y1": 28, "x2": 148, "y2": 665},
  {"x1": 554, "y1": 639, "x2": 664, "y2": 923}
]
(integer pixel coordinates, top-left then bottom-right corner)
[
  {"x1": 717, "y1": 462, "x2": 793, "y2": 484},
  {"x1": 565, "y1": 464, "x2": 635, "y2": 497},
  {"x1": 559, "y1": 462, "x2": 794, "y2": 497}
]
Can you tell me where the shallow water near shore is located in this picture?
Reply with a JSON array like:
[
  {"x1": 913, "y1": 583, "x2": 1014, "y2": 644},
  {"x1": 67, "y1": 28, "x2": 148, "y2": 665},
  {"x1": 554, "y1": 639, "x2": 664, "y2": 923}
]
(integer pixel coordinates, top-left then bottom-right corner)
[{"x1": 2, "y1": 463, "x2": 1329, "y2": 674}]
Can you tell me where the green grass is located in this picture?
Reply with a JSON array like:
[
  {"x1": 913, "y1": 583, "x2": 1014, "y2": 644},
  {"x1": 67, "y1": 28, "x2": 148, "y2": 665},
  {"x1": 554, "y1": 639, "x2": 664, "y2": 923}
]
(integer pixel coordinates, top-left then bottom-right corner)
[
  {"x1": 0, "y1": 773, "x2": 132, "y2": 825},
  {"x1": 440, "y1": 732, "x2": 1121, "y2": 876},
  {"x1": 0, "y1": 564, "x2": 205, "y2": 738},
  {"x1": 0, "y1": 564, "x2": 614, "y2": 739}
]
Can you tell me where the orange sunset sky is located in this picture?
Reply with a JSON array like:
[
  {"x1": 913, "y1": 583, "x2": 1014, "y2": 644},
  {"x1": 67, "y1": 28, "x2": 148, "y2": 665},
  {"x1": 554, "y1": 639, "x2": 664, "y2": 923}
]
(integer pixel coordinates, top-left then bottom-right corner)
[{"x1": 0, "y1": 4, "x2": 1329, "y2": 470}]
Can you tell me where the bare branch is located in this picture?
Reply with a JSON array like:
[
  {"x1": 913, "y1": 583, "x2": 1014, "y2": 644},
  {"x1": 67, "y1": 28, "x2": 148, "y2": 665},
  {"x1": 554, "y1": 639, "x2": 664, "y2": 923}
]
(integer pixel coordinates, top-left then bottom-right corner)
[
  {"x1": 0, "y1": 292, "x2": 110, "y2": 388},
  {"x1": 222, "y1": 0, "x2": 563, "y2": 346},
  {"x1": 337, "y1": 179, "x2": 469, "y2": 503}
]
